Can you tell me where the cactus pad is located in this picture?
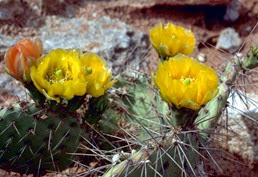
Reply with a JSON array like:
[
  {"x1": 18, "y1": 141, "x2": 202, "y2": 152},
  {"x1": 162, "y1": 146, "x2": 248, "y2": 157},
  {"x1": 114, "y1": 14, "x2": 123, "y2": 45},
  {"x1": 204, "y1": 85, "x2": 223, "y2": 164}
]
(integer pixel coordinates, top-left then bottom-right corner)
[{"x1": 0, "y1": 102, "x2": 82, "y2": 175}]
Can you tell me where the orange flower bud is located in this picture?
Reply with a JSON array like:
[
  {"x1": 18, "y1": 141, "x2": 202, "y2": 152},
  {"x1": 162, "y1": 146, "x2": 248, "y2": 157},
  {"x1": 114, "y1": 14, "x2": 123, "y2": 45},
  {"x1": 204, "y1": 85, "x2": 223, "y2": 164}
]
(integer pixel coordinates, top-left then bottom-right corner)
[{"x1": 4, "y1": 38, "x2": 43, "y2": 82}]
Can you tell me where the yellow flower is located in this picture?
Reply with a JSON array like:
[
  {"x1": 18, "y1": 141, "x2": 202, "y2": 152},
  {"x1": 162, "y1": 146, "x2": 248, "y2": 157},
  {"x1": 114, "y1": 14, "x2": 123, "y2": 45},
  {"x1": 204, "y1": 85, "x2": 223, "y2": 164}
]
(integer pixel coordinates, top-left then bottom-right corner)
[
  {"x1": 153, "y1": 54, "x2": 219, "y2": 111},
  {"x1": 150, "y1": 23, "x2": 195, "y2": 58},
  {"x1": 30, "y1": 49, "x2": 87, "y2": 103},
  {"x1": 80, "y1": 52, "x2": 115, "y2": 97}
]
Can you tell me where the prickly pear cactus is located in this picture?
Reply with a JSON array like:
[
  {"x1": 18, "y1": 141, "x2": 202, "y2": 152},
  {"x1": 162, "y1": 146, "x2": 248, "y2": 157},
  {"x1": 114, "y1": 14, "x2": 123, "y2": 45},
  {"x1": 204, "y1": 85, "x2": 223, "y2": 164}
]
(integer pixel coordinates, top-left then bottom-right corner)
[
  {"x1": 0, "y1": 38, "x2": 115, "y2": 175},
  {"x1": 101, "y1": 24, "x2": 258, "y2": 177},
  {"x1": 1, "y1": 23, "x2": 257, "y2": 177},
  {"x1": 99, "y1": 73, "x2": 169, "y2": 139},
  {"x1": 0, "y1": 102, "x2": 83, "y2": 175},
  {"x1": 102, "y1": 73, "x2": 202, "y2": 176}
]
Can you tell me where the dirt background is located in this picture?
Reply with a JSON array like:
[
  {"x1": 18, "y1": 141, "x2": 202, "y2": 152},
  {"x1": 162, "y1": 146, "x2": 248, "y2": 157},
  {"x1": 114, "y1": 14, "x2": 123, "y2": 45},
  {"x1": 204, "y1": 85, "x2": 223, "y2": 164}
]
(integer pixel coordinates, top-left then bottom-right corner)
[{"x1": 0, "y1": 0, "x2": 258, "y2": 176}]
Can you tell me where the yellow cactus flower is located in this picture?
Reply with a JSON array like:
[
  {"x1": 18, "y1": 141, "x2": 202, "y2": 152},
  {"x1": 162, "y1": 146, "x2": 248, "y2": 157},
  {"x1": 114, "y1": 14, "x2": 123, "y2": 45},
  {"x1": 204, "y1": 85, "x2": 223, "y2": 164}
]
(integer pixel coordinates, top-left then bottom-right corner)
[
  {"x1": 80, "y1": 52, "x2": 115, "y2": 97},
  {"x1": 150, "y1": 23, "x2": 195, "y2": 58},
  {"x1": 153, "y1": 54, "x2": 219, "y2": 111},
  {"x1": 30, "y1": 49, "x2": 87, "y2": 103}
]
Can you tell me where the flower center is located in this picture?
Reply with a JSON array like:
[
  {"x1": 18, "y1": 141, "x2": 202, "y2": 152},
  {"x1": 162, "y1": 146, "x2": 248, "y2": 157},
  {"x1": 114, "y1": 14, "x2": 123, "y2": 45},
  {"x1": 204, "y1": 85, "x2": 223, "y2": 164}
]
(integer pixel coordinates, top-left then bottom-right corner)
[
  {"x1": 46, "y1": 67, "x2": 72, "y2": 84},
  {"x1": 86, "y1": 67, "x2": 92, "y2": 74},
  {"x1": 55, "y1": 69, "x2": 62, "y2": 77},
  {"x1": 180, "y1": 76, "x2": 194, "y2": 85}
]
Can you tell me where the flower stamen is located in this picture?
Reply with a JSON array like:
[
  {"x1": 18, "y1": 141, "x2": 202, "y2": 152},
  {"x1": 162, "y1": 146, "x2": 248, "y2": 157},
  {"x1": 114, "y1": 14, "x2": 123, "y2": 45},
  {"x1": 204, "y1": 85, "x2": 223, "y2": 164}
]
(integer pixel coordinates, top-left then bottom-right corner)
[
  {"x1": 56, "y1": 69, "x2": 63, "y2": 77},
  {"x1": 46, "y1": 68, "x2": 72, "y2": 84},
  {"x1": 87, "y1": 67, "x2": 92, "y2": 74},
  {"x1": 182, "y1": 78, "x2": 191, "y2": 85},
  {"x1": 180, "y1": 76, "x2": 195, "y2": 86}
]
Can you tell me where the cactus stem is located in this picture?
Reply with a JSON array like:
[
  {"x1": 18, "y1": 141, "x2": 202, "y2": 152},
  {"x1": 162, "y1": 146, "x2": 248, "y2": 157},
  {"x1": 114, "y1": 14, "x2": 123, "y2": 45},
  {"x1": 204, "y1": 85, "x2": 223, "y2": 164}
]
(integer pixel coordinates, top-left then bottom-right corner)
[
  {"x1": 242, "y1": 44, "x2": 258, "y2": 70},
  {"x1": 195, "y1": 59, "x2": 236, "y2": 136},
  {"x1": 170, "y1": 106, "x2": 197, "y2": 128},
  {"x1": 103, "y1": 131, "x2": 200, "y2": 177}
]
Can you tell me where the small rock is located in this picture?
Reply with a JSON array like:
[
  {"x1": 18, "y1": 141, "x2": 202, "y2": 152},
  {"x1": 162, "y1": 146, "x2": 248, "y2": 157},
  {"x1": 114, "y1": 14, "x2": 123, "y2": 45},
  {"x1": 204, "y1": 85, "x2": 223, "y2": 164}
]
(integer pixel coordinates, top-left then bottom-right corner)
[
  {"x1": 197, "y1": 53, "x2": 206, "y2": 63},
  {"x1": 234, "y1": 52, "x2": 243, "y2": 59},
  {"x1": 112, "y1": 154, "x2": 120, "y2": 164},
  {"x1": 224, "y1": 0, "x2": 241, "y2": 22},
  {"x1": 216, "y1": 28, "x2": 242, "y2": 53}
]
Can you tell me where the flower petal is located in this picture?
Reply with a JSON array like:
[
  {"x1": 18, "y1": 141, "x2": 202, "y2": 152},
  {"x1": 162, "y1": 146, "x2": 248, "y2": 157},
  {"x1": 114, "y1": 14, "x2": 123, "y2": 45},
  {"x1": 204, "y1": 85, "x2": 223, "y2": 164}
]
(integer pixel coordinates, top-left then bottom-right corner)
[
  {"x1": 150, "y1": 23, "x2": 195, "y2": 57},
  {"x1": 153, "y1": 54, "x2": 219, "y2": 111},
  {"x1": 30, "y1": 49, "x2": 88, "y2": 102}
]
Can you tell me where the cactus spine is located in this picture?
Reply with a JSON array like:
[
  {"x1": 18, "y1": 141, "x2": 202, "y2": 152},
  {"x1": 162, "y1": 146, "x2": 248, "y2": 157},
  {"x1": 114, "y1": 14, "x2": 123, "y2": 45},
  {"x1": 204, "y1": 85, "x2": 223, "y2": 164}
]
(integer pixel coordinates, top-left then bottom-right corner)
[
  {"x1": 0, "y1": 102, "x2": 84, "y2": 175},
  {"x1": 0, "y1": 26, "x2": 257, "y2": 176},
  {"x1": 0, "y1": 40, "x2": 114, "y2": 175},
  {"x1": 102, "y1": 46, "x2": 258, "y2": 177}
]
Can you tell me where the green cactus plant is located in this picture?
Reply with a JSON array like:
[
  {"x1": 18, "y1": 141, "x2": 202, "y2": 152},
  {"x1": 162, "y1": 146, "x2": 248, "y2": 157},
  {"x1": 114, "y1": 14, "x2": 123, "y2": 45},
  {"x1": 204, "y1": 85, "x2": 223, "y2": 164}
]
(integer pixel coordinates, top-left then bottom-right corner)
[
  {"x1": 101, "y1": 45, "x2": 258, "y2": 177},
  {"x1": 0, "y1": 27, "x2": 257, "y2": 177},
  {"x1": 101, "y1": 75, "x2": 200, "y2": 176},
  {"x1": 0, "y1": 102, "x2": 86, "y2": 175},
  {"x1": 0, "y1": 39, "x2": 116, "y2": 175},
  {"x1": 242, "y1": 44, "x2": 258, "y2": 70},
  {"x1": 99, "y1": 74, "x2": 169, "y2": 139}
]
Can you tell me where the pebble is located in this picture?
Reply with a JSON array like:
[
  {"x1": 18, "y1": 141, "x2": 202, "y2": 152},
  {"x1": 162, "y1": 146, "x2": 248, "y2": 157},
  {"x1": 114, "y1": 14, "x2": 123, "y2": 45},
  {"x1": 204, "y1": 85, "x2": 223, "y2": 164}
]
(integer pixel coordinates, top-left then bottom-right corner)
[
  {"x1": 216, "y1": 28, "x2": 242, "y2": 53},
  {"x1": 197, "y1": 53, "x2": 206, "y2": 63}
]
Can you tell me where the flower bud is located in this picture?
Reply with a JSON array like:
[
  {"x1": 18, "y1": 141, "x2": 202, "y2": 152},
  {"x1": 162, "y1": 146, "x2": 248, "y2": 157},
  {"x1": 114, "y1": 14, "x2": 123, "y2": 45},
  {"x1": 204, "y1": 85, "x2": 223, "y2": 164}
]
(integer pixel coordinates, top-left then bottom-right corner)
[{"x1": 4, "y1": 38, "x2": 43, "y2": 82}]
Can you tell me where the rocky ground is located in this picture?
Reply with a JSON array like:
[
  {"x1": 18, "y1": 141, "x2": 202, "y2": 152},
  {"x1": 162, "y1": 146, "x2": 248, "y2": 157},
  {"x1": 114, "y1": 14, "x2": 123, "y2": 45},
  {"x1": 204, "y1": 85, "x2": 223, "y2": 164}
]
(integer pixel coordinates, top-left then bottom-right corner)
[{"x1": 0, "y1": 0, "x2": 257, "y2": 176}]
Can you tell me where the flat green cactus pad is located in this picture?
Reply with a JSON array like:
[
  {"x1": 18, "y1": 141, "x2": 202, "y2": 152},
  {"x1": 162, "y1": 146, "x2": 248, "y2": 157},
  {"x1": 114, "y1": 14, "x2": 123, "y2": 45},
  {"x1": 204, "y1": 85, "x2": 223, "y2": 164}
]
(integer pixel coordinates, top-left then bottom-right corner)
[{"x1": 0, "y1": 102, "x2": 82, "y2": 175}]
